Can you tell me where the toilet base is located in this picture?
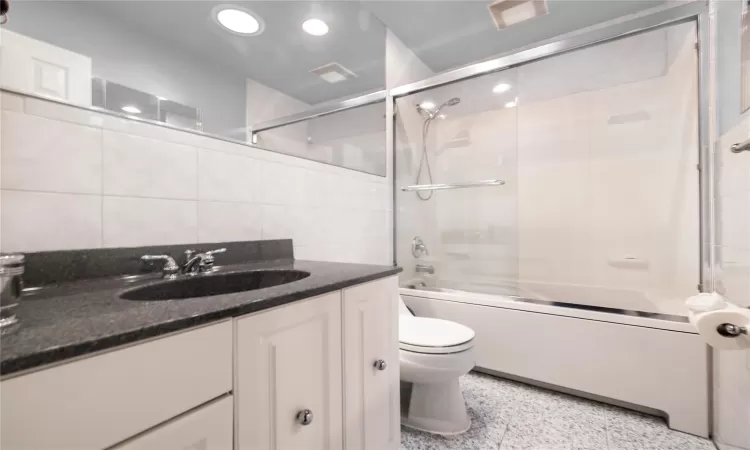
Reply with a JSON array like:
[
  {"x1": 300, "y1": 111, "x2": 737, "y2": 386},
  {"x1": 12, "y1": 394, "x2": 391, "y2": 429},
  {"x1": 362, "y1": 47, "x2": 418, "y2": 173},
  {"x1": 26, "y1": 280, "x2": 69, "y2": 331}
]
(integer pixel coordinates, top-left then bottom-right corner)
[{"x1": 402, "y1": 378, "x2": 471, "y2": 435}]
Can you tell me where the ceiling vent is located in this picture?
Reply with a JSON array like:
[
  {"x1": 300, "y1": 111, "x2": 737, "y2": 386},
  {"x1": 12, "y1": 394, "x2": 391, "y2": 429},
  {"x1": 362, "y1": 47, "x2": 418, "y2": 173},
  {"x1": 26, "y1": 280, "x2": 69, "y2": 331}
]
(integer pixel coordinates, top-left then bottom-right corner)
[
  {"x1": 488, "y1": 0, "x2": 549, "y2": 30},
  {"x1": 310, "y1": 62, "x2": 357, "y2": 84}
]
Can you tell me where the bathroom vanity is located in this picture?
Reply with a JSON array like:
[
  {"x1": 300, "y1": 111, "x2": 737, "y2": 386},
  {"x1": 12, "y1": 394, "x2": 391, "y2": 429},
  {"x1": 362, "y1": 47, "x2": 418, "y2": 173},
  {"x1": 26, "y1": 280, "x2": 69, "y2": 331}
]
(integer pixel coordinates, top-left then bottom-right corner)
[{"x1": 0, "y1": 240, "x2": 401, "y2": 450}]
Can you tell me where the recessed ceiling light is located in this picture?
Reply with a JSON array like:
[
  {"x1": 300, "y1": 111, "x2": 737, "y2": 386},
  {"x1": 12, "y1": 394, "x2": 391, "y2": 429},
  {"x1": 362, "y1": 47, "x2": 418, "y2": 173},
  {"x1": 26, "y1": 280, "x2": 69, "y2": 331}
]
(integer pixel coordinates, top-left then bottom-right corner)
[
  {"x1": 504, "y1": 98, "x2": 518, "y2": 108},
  {"x1": 213, "y1": 6, "x2": 264, "y2": 36},
  {"x1": 303, "y1": 18, "x2": 329, "y2": 36},
  {"x1": 492, "y1": 83, "x2": 512, "y2": 94},
  {"x1": 419, "y1": 101, "x2": 436, "y2": 110},
  {"x1": 121, "y1": 105, "x2": 141, "y2": 114}
]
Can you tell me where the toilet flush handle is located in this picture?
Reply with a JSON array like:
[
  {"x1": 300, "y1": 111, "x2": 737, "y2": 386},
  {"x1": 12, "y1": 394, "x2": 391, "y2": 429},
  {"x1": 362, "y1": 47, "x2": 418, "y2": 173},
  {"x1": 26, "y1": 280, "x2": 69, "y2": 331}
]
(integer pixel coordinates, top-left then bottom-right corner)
[{"x1": 374, "y1": 359, "x2": 387, "y2": 371}]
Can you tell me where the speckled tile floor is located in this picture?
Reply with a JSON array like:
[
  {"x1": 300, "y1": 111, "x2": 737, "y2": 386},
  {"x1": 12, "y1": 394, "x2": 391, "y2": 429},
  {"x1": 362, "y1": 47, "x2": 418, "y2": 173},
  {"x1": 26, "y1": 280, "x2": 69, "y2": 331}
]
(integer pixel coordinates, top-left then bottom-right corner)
[{"x1": 400, "y1": 372, "x2": 717, "y2": 450}]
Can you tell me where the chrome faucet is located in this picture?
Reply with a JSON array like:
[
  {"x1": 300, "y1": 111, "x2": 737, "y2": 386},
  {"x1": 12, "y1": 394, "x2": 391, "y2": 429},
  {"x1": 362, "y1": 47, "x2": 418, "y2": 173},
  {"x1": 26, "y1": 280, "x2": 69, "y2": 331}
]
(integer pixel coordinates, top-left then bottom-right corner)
[
  {"x1": 140, "y1": 247, "x2": 226, "y2": 279},
  {"x1": 415, "y1": 264, "x2": 435, "y2": 275},
  {"x1": 182, "y1": 248, "x2": 226, "y2": 274}
]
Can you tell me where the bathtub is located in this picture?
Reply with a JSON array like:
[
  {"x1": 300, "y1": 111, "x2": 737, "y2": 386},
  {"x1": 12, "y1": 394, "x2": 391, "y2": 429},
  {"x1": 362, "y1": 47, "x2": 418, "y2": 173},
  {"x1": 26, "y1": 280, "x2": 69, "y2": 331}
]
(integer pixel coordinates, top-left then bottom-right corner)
[{"x1": 400, "y1": 283, "x2": 710, "y2": 437}]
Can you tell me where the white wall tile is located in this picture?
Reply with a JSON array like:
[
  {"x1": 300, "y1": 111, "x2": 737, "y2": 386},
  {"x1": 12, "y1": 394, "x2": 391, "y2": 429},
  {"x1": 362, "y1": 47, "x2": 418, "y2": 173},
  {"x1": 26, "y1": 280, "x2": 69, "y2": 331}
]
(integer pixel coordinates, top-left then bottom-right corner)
[
  {"x1": 197, "y1": 149, "x2": 259, "y2": 202},
  {"x1": 197, "y1": 201, "x2": 261, "y2": 243},
  {"x1": 301, "y1": 170, "x2": 329, "y2": 208},
  {"x1": 0, "y1": 190, "x2": 101, "y2": 252},
  {"x1": 103, "y1": 131, "x2": 197, "y2": 199},
  {"x1": 103, "y1": 196, "x2": 197, "y2": 247},
  {"x1": 364, "y1": 181, "x2": 391, "y2": 211},
  {"x1": 259, "y1": 161, "x2": 307, "y2": 206},
  {"x1": 23, "y1": 96, "x2": 198, "y2": 148},
  {"x1": 718, "y1": 191, "x2": 750, "y2": 251},
  {"x1": 718, "y1": 116, "x2": 750, "y2": 196},
  {"x1": 3, "y1": 95, "x2": 392, "y2": 266},
  {"x1": 261, "y1": 205, "x2": 316, "y2": 247},
  {"x1": 718, "y1": 246, "x2": 750, "y2": 308},
  {"x1": 24, "y1": 95, "x2": 114, "y2": 129},
  {"x1": 1, "y1": 111, "x2": 102, "y2": 194},
  {"x1": 292, "y1": 245, "x2": 317, "y2": 261},
  {"x1": 1, "y1": 91, "x2": 24, "y2": 111}
]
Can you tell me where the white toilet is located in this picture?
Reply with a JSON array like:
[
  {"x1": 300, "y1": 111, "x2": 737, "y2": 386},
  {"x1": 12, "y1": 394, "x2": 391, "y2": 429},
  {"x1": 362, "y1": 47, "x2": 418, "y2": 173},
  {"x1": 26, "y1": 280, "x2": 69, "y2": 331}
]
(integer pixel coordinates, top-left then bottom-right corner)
[{"x1": 398, "y1": 296, "x2": 476, "y2": 435}]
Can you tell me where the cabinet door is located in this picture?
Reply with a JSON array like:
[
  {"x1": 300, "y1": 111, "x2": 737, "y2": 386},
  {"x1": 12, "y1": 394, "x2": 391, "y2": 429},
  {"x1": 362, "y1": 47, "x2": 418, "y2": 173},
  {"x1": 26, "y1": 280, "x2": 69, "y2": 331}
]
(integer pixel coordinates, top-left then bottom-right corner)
[
  {"x1": 112, "y1": 396, "x2": 233, "y2": 450},
  {"x1": 343, "y1": 277, "x2": 400, "y2": 450},
  {"x1": 236, "y1": 292, "x2": 343, "y2": 450}
]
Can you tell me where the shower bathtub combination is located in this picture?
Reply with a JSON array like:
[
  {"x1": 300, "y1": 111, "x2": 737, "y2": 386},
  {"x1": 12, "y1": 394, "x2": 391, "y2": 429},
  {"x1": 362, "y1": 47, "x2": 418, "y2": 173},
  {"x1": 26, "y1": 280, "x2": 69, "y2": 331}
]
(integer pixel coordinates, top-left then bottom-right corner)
[{"x1": 392, "y1": 2, "x2": 712, "y2": 438}]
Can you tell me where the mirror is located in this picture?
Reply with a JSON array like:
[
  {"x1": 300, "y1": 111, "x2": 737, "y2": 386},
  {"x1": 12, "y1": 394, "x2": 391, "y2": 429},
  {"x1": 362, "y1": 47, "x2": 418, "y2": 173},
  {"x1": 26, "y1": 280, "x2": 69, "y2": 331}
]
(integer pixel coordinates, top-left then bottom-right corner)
[
  {"x1": 254, "y1": 99, "x2": 386, "y2": 175},
  {"x1": 0, "y1": 0, "x2": 387, "y2": 174}
]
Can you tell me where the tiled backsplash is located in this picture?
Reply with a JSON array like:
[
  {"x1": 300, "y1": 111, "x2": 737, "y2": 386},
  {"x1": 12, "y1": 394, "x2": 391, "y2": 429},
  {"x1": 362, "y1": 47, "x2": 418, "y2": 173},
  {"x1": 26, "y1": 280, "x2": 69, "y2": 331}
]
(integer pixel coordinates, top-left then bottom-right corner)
[
  {"x1": 22, "y1": 239, "x2": 293, "y2": 287},
  {"x1": 0, "y1": 91, "x2": 392, "y2": 265}
]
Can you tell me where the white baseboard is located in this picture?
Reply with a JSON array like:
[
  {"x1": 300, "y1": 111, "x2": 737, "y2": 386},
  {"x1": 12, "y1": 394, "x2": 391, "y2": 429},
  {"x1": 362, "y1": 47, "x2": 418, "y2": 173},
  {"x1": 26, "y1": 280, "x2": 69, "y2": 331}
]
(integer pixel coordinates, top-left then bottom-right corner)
[{"x1": 715, "y1": 439, "x2": 749, "y2": 450}]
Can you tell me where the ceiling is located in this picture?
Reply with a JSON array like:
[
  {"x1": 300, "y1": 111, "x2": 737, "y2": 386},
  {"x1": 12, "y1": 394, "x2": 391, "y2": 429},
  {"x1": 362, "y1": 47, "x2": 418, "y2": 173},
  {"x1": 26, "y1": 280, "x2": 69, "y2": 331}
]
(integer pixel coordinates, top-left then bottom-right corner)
[
  {"x1": 85, "y1": 1, "x2": 388, "y2": 105},
  {"x1": 10, "y1": 0, "x2": 667, "y2": 107},
  {"x1": 365, "y1": 0, "x2": 665, "y2": 74}
]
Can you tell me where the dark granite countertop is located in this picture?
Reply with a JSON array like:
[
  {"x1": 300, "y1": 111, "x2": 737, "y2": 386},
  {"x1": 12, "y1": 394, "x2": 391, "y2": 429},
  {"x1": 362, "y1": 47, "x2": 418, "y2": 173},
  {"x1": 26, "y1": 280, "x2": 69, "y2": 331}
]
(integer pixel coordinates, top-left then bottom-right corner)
[{"x1": 1, "y1": 259, "x2": 401, "y2": 377}]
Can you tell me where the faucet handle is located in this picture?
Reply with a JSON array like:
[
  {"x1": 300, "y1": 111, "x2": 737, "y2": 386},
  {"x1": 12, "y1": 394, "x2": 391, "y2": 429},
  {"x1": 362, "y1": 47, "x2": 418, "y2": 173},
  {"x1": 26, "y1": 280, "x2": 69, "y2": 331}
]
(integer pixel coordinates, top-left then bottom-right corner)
[
  {"x1": 412, "y1": 237, "x2": 429, "y2": 258},
  {"x1": 201, "y1": 248, "x2": 226, "y2": 269}
]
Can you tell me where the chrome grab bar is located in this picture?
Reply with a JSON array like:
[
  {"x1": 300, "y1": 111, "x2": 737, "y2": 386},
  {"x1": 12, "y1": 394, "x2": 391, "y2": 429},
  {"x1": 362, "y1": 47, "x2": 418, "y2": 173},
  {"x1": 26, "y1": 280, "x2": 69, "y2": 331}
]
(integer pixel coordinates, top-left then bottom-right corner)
[
  {"x1": 731, "y1": 138, "x2": 750, "y2": 153},
  {"x1": 400, "y1": 179, "x2": 505, "y2": 192}
]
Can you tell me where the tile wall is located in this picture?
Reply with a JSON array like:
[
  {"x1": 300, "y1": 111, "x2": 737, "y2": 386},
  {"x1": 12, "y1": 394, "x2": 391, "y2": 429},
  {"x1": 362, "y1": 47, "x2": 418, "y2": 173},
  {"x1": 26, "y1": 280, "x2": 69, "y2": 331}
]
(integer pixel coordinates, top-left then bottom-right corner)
[{"x1": 0, "y1": 91, "x2": 392, "y2": 265}]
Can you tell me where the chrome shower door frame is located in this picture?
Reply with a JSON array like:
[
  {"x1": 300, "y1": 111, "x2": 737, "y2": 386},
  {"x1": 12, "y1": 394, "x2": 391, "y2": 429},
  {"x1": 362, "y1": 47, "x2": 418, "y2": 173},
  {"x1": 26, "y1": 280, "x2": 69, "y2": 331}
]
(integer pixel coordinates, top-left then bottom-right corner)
[{"x1": 388, "y1": 1, "x2": 714, "y2": 293}]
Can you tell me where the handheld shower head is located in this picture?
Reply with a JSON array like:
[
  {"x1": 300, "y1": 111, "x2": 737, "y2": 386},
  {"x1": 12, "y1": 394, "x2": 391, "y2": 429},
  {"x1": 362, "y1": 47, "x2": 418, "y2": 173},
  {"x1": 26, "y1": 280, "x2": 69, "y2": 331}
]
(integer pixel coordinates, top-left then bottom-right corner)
[
  {"x1": 433, "y1": 97, "x2": 461, "y2": 117},
  {"x1": 414, "y1": 96, "x2": 460, "y2": 201},
  {"x1": 416, "y1": 97, "x2": 461, "y2": 118}
]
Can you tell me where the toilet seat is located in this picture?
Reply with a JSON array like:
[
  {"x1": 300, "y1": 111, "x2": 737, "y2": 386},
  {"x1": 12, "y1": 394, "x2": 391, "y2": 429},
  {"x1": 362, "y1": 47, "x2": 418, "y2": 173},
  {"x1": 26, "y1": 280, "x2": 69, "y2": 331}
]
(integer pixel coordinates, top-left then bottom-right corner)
[{"x1": 399, "y1": 316, "x2": 475, "y2": 354}]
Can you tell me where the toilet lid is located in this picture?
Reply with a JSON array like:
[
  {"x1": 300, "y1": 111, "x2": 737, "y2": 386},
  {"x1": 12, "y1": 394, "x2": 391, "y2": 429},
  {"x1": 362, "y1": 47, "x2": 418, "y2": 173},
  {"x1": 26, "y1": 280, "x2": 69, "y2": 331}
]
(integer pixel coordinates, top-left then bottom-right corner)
[{"x1": 399, "y1": 317, "x2": 475, "y2": 354}]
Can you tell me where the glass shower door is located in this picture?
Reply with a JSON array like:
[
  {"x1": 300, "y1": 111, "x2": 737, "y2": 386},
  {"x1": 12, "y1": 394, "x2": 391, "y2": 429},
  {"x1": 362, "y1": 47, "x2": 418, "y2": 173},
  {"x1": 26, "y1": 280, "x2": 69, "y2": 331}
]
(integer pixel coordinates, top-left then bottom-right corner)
[
  {"x1": 395, "y1": 21, "x2": 701, "y2": 317},
  {"x1": 395, "y1": 69, "x2": 520, "y2": 295}
]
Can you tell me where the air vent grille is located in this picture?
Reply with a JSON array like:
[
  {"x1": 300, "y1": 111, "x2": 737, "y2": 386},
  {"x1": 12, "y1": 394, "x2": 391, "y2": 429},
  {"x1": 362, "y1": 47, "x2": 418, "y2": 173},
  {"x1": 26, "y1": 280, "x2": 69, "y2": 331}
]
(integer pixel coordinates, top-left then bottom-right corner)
[{"x1": 310, "y1": 62, "x2": 357, "y2": 84}]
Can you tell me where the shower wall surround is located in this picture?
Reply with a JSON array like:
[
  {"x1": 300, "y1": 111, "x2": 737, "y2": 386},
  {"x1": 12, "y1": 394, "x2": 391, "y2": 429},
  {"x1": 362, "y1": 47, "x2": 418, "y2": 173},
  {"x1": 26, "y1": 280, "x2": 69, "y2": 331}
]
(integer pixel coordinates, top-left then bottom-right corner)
[
  {"x1": 395, "y1": 22, "x2": 700, "y2": 315},
  {"x1": 0, "y1": 91, "x2": 392, "y2": 265}
]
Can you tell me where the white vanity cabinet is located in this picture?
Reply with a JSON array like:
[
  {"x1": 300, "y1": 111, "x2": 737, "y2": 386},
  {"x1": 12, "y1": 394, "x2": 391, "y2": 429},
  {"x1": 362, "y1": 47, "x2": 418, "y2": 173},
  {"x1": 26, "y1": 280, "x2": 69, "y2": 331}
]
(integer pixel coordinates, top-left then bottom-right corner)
[
  {"x1": 235, "y1": 291, "x2": 344, "y2": 450},
  {"x1": 342, "y1": 277, "x2": 400, "y2": 450},
  {"x1": 0, "y1": 276, "x2": 399, "y2": 450},
  {"x1": 111, "y1": 396, "x2": 234, "y2": 450},
  {"x1": 0, "y1": 320, "x2": 234, "y2": 450},
  {"x1": 235, "y1": 276, "x2": 400, "y2": 450}
]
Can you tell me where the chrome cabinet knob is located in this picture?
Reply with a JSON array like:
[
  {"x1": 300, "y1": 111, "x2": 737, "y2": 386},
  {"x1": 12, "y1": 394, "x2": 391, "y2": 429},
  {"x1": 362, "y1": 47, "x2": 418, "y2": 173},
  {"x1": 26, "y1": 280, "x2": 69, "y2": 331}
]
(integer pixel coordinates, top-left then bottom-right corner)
[
  {"x1": 297, "y1": 409, "x2": 313, "y2": 425},
  {"x1": 374, "y1": 359, "x2": 387, "y2": 371}
]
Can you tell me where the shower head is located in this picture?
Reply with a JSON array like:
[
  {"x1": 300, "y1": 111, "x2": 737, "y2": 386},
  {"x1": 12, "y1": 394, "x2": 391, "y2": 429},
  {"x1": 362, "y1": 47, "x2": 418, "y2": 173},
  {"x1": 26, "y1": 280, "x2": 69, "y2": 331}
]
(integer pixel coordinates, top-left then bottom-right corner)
[
  {"x1": 432, "y1": 97, "x2": 461, "y2": 117},
  {"x1": 416, "y1": 97, "x2": 461, "y2": 118}
]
